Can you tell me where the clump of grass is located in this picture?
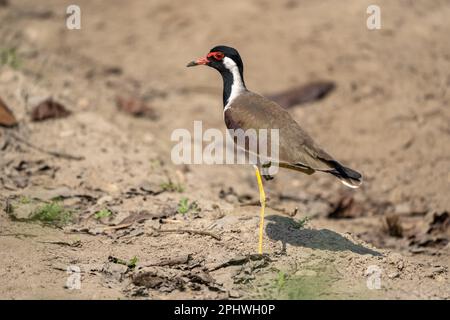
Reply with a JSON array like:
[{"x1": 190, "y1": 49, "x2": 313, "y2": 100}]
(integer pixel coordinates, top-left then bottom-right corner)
[
  {"x1": 128, "y1": 256, "x2": 138, "y2": 269},
  {"x1": 94, "y1": 208, "x2": 112, "y2": 220},
  {"x1": 255, "y1": 266, "x2": 338, "y2": 300},
  {"x1": 30, "y1": 201, "x2": 72, "y2": 227},
  {"x1": 160, "y1": 179, "x2": 184, "y2": 193},
  {"x1": 292, "y1": 216, "x2": 311, "y2": 229},
  {"x1": 0, "y1": 47, "x2": 21, "y2": 69},
  {"x1": 276, "y1": 271, "x2": 287, "y2": 291},
  {"x1": 177, "y1": 197, "x2": 190, "y2": 214},
  {"x1": 18, "y1": 196, "x2": 32, "y2": 204},
  {"x1": 177, "y1": 197, "x2": 200, "y2": 215}
]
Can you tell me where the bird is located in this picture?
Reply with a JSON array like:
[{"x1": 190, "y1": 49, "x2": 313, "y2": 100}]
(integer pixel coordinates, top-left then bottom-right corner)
[{"x1": 187, "y1": 45, "x2": 362, "y2": 254}]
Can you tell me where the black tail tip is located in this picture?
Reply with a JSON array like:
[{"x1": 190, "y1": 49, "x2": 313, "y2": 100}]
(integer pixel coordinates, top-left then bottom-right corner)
[{"x1": 328, "y1": 163, "x2": 363, "y2": 188}]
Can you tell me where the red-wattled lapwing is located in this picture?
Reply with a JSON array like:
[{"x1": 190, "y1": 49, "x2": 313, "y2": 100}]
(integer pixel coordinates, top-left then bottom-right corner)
[{"x1": 187, "y1": 45, "x2": 362, "y2": 254}]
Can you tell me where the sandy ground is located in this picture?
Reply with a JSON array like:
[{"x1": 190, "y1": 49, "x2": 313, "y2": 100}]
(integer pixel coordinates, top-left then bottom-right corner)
[{"x1": 0, "y1": 0, "x2": 449, "y2": 299}]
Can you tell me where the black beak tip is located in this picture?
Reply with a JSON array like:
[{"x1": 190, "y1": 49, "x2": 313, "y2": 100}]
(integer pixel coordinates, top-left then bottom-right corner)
[{"x1": 186, "y1": 61, "x2": 197, "y2": 67}]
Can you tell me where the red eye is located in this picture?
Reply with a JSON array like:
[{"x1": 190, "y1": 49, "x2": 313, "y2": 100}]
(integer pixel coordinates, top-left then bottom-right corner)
[
  {"x1": 214, "y1": 52, "x2": 224, "y2": 60},
  {"x1": 208, "y1": 51, "x2": 224, "y2": 61}
]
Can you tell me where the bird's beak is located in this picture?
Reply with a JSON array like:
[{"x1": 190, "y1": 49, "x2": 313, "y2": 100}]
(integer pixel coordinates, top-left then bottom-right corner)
[{"x1": 186, "y1": 56, "x2": 209, "y2": 67}]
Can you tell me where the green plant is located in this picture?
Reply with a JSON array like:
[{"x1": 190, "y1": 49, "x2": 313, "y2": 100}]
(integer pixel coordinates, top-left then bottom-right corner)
[
  {"x1": 177, "y1": 198, "x2": 200, "y2": 215},
  {"x1": 160, "y1": 180, "x2": 184, "y2": 193},
  {"x1": 276, "y1": 271, "x2": 286, "y2": 291},
  {"x1": 109, "y1": 256, "x2": 138, "y2": 269},
  {"x1": 128, "y1": 256, "x2": 138, "y2": 269},
  {"x1": 18, "y1": 196, "x2": 32, "y2": 204},
  {"x1": 30, "y1": 201, "x2": 72, "y2": 227},
  {"x1": 177, "y1": 197, "x2": 190, "y2": 214},
  {"x1": 94, "y1": 208, "x2": 112, "y2": 219},
  {"x1": 293, "y1": 216, "x2": 311, "y2": 229},
  {"x1": 0, "y1": 47, "x2": 21, "y2": 69}
]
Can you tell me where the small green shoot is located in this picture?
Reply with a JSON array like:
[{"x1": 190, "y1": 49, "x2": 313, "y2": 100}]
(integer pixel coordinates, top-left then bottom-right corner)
[
  {"x1": 30, "y1": 201, "x2": 72, "y2": 227},
  {"x1": 94, "y1": 208, "x2": 112, "y2": 220},
  {"x1": 277, "y1": 271, "x2": 287, "y2": 291},
  {"x1": 160, "y1": 180, "x2": 184, "y2": 193},
  {"x1": 177, "y1": 197, "x2": 190, "y2": 214},
  {"x1": 177, "y1": 198, "x2": 200, "y2": 215},
  {"x1": 18, "y1": 196, "x2": 32, "y2": 204},
  {"x1": 292, "y1": 216, "x2": 311, "y2": 229},
  {"x1": 128, "y1": 256, "x2": 138, "y2": 269},
  {"x1": 109, "y1": 256, "x2": 138, "y2": 269},
  {"x1": 0, "y1": 47, "x2": 21, "y2": 69}
]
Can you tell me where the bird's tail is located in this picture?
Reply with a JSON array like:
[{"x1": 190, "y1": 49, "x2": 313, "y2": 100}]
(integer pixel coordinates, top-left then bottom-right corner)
[{"x1": 325, "y1": 161, "x2": 363, "y2": 188}]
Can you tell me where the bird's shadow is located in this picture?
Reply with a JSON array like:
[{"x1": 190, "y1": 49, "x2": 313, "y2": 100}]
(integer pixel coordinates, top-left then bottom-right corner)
[{"x1": 266, "y1": 215, "x2": 381, "y2": 256}]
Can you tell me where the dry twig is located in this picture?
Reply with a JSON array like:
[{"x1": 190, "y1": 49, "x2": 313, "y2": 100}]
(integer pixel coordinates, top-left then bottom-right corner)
[
  {"x1": 9, "y1": 132, "x2": 84, "y2": 160},
  {"x1": 155, "y1": 228, "x2": 221, "y2": 241}
]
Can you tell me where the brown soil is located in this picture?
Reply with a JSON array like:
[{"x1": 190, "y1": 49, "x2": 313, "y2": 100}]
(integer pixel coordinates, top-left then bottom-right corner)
[{"x1": 0, "y1": 0, "x2": 449, "y2": 299}]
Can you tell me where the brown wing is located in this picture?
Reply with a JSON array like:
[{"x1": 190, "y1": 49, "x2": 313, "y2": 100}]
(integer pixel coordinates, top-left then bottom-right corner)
[{"x1": 224, "y1": 91, "x2": 336, "y2": 171}]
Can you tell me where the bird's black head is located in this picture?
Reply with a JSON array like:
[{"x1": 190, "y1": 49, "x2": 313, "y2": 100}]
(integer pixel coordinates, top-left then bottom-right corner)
[
  {"x1": 187, "y1": 45, "x2": 246, "y2": 106},
  {"x1": 187, "y1": 45, "x2": 244, "y2": 77}
]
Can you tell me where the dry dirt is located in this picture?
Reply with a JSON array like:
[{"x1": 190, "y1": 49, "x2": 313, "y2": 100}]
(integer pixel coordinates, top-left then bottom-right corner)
[{"x1": 0, "y1": 0, "x2": 449, "y2": 299}]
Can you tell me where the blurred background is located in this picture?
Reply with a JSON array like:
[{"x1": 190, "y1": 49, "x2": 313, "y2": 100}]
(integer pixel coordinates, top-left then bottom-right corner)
[{"x1": 0, "y1": 0, "x2": 449, "y2": 299}]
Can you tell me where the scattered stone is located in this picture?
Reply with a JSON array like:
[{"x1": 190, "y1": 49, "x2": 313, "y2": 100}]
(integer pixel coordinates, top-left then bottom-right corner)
[
  {"x1": 228, "y1": 289, "x2": 241, "y2": 298},
  {"x1": 409, "y1": 247, "x2": 427, "y2": 254},
  {"x1": 219, "y1": 187, "x2": 253, "y2": 204},
  {"x1": 388, "y1": 271, "x2": 400, "y2": 279},
  {"x1": 424, "y1": 266, "x2": 447, "y2": 279},
  {"x1": 129, "y1": 286, "x2": 149, "y2": 297},
  {"x1": 116, "y1": 96, "x2": 158, "y2": 120},
  {"x1": 102, "y1": 262, "x2": 129, "y2": 282},
  {"x1": 132, "y1": 267, "x2": 184, "y2": 291},
  {"x1": 97, "y1": 196, "x2": 113, "y2": 206},
  {"x1": 387, "y1": 253, "x2": 405, "y2": 270},
  {"x1": 138, "y1": 180, "x2": 165, "y2": 195},
  {"x1": 8, "y1": 202, "x2": 39, "y2": 220}
]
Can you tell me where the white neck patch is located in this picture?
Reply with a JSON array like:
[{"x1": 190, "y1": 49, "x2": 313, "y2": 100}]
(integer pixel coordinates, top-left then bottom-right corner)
[{"x1": 223, "y1": 57, "x2": 245, "y2": 109}]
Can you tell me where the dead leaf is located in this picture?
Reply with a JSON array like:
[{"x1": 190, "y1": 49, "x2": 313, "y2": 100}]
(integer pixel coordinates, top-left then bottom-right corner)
[
  {"x1": 116, "y1": 96, "x2": 158, "y2": 120},
  {"x1": 31, "y1": 99, "x2": 71, "y2": 121},
  {"x1": 328, "y1": 194, "x2": 363, "y2": 219},
  {"x1": 267, "y1": 81, "x2": 335, "y2": 108},
  {"x1": 117, "y1": 211, "x2": 155, "y2": 225},
  {"x1": 382, "y1": 214, "x2": 403, "y2": 238},
  {"x1": 427, "y1": 211, "x2": 449, "y2": 236},
  {"x1": 0, "y1": 97, "x2": 18, "y2": 127}
]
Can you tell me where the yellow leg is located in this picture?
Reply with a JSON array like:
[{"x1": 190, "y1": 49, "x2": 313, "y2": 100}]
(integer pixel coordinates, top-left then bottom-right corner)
[{"x1": 253, "y1": 165, "x2": 266, "y2": 255}]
